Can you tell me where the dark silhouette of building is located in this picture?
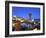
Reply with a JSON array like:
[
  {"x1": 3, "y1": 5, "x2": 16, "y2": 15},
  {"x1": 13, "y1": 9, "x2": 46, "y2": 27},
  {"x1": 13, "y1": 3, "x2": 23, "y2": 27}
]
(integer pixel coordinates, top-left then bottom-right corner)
[{"x1": 28, "y1": 13, "x2": 32, "y2": 21}]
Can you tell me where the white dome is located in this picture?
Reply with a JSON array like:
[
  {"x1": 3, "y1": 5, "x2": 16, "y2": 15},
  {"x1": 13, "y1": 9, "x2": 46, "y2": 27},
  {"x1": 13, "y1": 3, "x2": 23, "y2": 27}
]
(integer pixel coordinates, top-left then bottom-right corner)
[
  {"x1": 13, "y1": 15, "x2": 16, "y2": 17},
  {"x1": 32, "y1": 19, "x2": 34, "y2": 21}
]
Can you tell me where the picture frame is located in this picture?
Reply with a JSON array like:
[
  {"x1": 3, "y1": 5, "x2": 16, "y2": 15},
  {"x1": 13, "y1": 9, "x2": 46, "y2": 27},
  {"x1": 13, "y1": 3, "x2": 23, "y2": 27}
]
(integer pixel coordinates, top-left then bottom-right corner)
[{"x1": 5, "y1": 1, "x2": 45, "y2": 37}]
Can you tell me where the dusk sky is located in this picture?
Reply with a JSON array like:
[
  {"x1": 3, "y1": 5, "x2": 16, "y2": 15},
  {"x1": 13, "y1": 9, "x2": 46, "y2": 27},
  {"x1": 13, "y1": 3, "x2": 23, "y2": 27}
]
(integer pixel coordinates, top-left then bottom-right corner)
[{"x1": 12, "y1": 7, "x2": 40, "y2": 19}]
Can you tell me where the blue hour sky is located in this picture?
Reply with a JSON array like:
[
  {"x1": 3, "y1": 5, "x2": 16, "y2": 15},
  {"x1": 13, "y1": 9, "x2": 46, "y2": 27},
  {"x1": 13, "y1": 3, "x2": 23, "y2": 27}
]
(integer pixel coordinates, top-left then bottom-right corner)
[{"x1": 12, "y1": 7, "x2": 40, "y2": 19}]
